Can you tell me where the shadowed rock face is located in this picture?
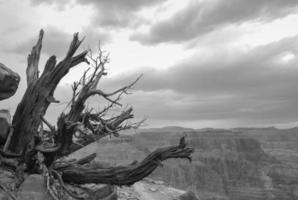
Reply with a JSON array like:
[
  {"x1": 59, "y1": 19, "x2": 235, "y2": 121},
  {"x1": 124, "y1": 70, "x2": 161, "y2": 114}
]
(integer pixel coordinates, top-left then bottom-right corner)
[
  {"x1": 0, "y1": 63, "x2": 20, "y2": 100},
  {"x1": 0, "y1": 109, "x2": 11, "y2": 144},
  {"x1": 93, "y1": 129, "x2": 295, "y2": 200},
  {"x1": 135, "y1": 130, "x2": 298, "y2": 200}
]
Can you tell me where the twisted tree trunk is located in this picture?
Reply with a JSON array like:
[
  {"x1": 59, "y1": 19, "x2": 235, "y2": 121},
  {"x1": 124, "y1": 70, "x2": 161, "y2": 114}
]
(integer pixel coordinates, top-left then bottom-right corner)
[
  {"x1": 59, "y1": 138, "x2": 193, "y2": 186},
  {"x1": 7, "y1": 30, "x2": 88, "y2": 154},
  {"x1": 0, "y1": 30, "x2": 194, "y2": 199}
]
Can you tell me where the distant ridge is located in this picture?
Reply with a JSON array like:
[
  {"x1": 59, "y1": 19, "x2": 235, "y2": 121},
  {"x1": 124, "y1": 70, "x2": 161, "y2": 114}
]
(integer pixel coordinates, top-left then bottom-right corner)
[
  {"x1": 139, "y1": 126, "x2": 194, "y2": 133},
  {"x1": 136, "y1": 126, "x2": 298, "y2": 134},
  {"x1": 232, "y1": 126, "x2": 277, "y2": 131}
]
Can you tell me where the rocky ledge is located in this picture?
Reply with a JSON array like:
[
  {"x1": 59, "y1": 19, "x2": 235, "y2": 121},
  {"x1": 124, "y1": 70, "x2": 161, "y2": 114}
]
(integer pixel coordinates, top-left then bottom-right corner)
[{"x1": 118, "y1": 178, "x2": 199, "y2": 200}]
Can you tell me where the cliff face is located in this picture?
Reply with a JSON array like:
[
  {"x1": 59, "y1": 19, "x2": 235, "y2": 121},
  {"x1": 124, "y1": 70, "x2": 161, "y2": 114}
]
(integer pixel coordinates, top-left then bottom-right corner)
[
  {"x1": 133, "y1": 129, "x2": 298, "y2": 200},
  {"x1": 80, "y1": 128, "x2": 298, "y2": 200},
  {"x1": 146, "y1": 134, "x2": 271, "y2": 200}
]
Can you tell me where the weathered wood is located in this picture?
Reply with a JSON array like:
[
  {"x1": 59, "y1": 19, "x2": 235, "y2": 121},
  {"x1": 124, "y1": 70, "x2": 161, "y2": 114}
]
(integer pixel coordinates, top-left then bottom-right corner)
[
  {"x1": 26, "y1": 29, "x2": 43, "y2": 86},
  {"x1": 0, "y1": 30, "x2": 195, "y2": 197},
  {"x1": 75, "y1": 153, "x2": 96, "y2": 165},
  {"x1": 8, "y1": 31, "x2": 88, "y2": 155},
  {"x1": 63, "y1": 107, "x2": 134, "y2": 156},
  {"x1": 55, "y1": 61, "x2": 139, "y2": 156},
  {"x1": 59, "y1": 137, "x2": 194, "y2": 186}
]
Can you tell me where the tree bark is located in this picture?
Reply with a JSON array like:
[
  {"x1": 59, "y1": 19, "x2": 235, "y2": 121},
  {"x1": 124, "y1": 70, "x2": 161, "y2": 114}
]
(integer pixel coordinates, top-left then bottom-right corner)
[{"x1": 8, "y1": 30, "x2": 88, "y2": 154}]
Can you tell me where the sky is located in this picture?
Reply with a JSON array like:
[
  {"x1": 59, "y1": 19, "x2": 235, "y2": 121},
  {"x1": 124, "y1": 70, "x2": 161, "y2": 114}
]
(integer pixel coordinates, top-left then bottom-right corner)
[{"x1": 1, "y1": 0, "x2": 298, "y2": 129}]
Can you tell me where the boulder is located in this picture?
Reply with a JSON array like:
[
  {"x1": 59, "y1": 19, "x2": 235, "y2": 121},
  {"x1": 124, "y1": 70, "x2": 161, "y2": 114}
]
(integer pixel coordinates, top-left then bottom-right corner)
[
  {"x1": 79, "y1": 184, "x2": 117, "y2": 200},
  {"x1": 0, "y1": 110, "x2": 10, "y2": 144},
  {"x1": 17, "y1": 174, "x2": 51, "y2": 200},
  {"x1": 179, "y1": 191, "x2": 199, "y2": 200},
  {"x1": 0, "y1": 193, "x2": 10, "y2": 200},
  {"x1": 0, "y1": 63, "x2": 20, "y2": 100}
]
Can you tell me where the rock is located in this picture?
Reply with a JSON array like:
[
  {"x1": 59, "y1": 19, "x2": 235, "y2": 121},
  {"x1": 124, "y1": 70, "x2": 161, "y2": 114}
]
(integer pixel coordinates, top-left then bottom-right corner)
[
  {"x1": 148, "y1": 187, "x2": 158, "y2": 192},
  {"x1": 0, "y1": 168, "x2": 14, "y2": 185},
  {"x1": 0, "y1": 110, "x2": 11, "y2": 144},
  {"x1": 17, "y1": 174, "x2": 51, "y2": 200},
  {"x1": 179, "y1": 191, "x2": 199, "y2": 200},
  {"x1": 118, "y1": 185, "x2": 141, "y2": 200},
  {"x1": 0, "y1": 63, "x2": 20, "y2": 100},
  {"x1": 153, "y1": 180, "x2": 164, "y2": 185},
  {"x1": 78, "y1": 184, "x2": 117, "y2": 200},
  {"x1": 0, "y1": 193, "x2": 10, "y2": 200},
  {"x1": 143, "y1": 178, "x2": 155, "y2": 183},
  {"x1": 93, "y1": 184, "x2": 115, "y2": 199}
]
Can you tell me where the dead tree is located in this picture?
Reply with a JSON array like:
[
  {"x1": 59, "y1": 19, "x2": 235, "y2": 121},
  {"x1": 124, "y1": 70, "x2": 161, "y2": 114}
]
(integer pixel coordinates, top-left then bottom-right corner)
[{"x1": 0, "y1": 30, "x2": 194, "y2": 198}]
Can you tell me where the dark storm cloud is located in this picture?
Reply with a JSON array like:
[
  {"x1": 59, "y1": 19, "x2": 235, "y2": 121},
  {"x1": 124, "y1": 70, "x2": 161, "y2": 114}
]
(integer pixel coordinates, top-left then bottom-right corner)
[
  {"x1": 100, "y1": 35, "x2": 298, "y2": 124},
  {"x1": 30, "y1": 0, "x2": 166, "y2": 28},
  {"x1": 131, "y1": 0, "x2": 298, "y2": 44},
  {"x1": 10, "y1": 26, "x2": 109, "y2": 58},
  {"x1": 78, "y1": 0, "x2": 166, "y2": 27}
]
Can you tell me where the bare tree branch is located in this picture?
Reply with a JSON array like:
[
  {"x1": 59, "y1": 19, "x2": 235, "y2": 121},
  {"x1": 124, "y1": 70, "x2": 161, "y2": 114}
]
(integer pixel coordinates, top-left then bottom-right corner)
[
  {"x1": 59, "y1": 137, "x2": 194, "y2": 186},
  {"x1": 41, "y1": 116, "x2": 55, "y2": 133}
]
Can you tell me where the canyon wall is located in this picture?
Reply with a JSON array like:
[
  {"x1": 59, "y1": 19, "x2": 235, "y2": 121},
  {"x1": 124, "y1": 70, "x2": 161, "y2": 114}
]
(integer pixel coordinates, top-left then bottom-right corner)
[{"x1": 89, "y1": 127, "x2": 298, "y2": 200}]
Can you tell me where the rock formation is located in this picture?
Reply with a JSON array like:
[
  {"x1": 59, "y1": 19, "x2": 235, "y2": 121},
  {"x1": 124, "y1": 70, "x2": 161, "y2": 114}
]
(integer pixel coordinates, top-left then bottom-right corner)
[
  {"x1": 88, "y1": 128, "x2": 298, "y2": 200},
  {"x1": 0, "y1": 63, "x2": 20, "y2": 100},
  {"x1": 0, "y1": 109, "x2": 10, "y2": 144},
  {"x1": 118, "y1": 178, "x2": 200, "y2": 200}
]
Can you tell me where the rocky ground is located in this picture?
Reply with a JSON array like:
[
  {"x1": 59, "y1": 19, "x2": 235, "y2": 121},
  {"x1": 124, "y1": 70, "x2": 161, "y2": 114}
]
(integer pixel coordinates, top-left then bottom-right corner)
[
  {"x1": 0, "y1": 167, "x2": 199, "y2": 200},
  {"x1": 118, "y1": 178, "x2": 198, "y2": 200}
]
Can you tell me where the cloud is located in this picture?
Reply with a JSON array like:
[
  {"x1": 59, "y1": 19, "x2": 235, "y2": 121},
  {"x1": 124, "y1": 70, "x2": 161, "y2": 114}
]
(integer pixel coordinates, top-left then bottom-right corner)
[
  {"x1": 5, "y1": 35, "x2": 298, "y2": 128},
  {"x1": 30, "y1": 0, "x2": 166, "y2": 28},
  {"x1": 4, "y1": 0, "x2": 298, "y2": 128},
  {"x1": 9, "y1": 26, "x2": 110, "y2": 59},
  {"x1": 131, "y1": 0, "x2": 298, "y2": 44},
  {"x1": 80, "y1": 0, "x2": 166, "y2": 28},
  {"x1": 13, "y1": 27, "x2": 71, "y2": 58},
  {"x1": 98, "y1": 35, "x2": 298, "y2": 126},
  {"x1": 106, "y1": 36, "x2": 298, "y2": 95},
  {"x1": 0, "y1": 0, "x2": 43, "y2": 56},
  {"x1": 29, "y1": 0, "x2": 72, "y2": 9}
]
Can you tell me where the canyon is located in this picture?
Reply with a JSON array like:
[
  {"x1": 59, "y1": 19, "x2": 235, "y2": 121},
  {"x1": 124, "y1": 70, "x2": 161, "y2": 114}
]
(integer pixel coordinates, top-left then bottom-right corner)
[{"x1": 76, "y1": 126, "x2": 298, "y2": 200}]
